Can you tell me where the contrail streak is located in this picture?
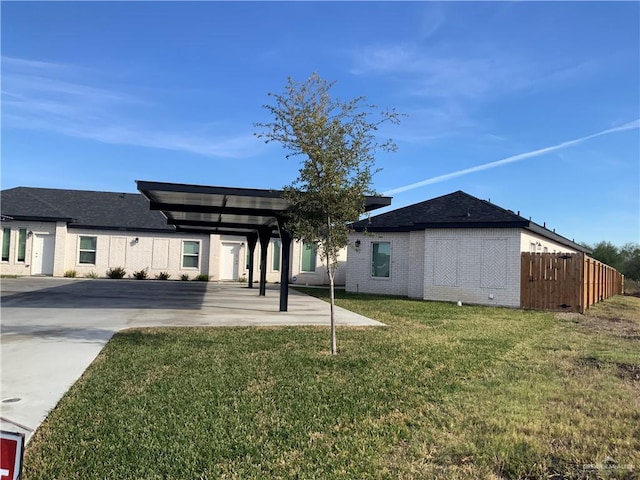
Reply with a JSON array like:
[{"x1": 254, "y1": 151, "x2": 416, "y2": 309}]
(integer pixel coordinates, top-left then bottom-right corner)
[{"x1": 383, "y1": 119, "x2": 640, "y2": 196}]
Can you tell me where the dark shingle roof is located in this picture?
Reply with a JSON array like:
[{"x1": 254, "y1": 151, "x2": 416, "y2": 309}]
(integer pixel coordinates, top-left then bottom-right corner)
[
  {"x1": 352, "y1": 191, "x2": 527, "y2": 231},
  {"x1": 352, "y1": 190, "x2": 589, "y2": 253},
  {"x1": 1, "y1": 187, "x2": 173, "y2": 231}
]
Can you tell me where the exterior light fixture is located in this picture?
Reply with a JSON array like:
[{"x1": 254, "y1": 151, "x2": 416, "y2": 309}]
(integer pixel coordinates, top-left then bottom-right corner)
[
  {"x1": 134, "y1": 237, "x2": 139, "y2": 244},
  {"x1": 355, "y1": 240, "x2": 361, "y2": 247},
  {"x1": 27, "y1": 230, "x2": 33, "y2": 238}
]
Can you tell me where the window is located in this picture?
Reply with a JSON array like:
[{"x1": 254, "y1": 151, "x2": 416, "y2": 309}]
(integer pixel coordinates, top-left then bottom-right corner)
[
  {"x1": 371, "y1": 242, "x2": 391, "y2": 278},
  {"x1": 272, "y1": 240, "x2": 281, "y2": 271},
  {"x1": 301, "y1": 242, "x2": 317, "y2": 272},
  {"x1": 17, "y1": 228, "x2": 27, "y2": 262},
  {"x1": 79, "y1": 236, "x2": 97, "y2": 264},
  {"x1": 182, "y1": 241, "x2": 200, "y2": 268},
  {"x1": 2, "y1": 228, "x2": 10, "y2": 262}
]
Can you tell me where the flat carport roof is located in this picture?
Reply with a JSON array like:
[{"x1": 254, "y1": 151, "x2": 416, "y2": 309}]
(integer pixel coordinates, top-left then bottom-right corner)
[{"x1": 136, "y1": 180, "x2": 391, "y2": 311}]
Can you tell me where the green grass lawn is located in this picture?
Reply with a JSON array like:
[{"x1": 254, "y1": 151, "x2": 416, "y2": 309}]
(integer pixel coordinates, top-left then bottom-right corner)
[{"x1": 24, "y1": 292, "x2": 639, "y2": 479}]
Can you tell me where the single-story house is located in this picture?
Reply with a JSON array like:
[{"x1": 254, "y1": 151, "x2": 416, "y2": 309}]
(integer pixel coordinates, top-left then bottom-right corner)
[
  {"x1": 0, "y1": 186, "x2": 342, "y2": 284},
  {"x1": 346, "y1": 190, "x2": 590, "y2": 308}
]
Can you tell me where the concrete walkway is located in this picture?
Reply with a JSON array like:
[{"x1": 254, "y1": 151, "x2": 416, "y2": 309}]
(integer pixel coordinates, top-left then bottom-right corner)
[{"x1": 0, "y1": 277, "x2": 383, "y2": 442}]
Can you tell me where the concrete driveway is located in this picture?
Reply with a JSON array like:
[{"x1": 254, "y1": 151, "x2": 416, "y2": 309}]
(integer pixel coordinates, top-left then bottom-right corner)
[{"x1": 0, "y1": 277, "x2": 382, "y2": 442}]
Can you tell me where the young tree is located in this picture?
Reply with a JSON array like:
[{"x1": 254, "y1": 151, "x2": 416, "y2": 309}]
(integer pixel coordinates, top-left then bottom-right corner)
[{"x1": 255, "y1": 73, "x2": 400, "y2": 354}]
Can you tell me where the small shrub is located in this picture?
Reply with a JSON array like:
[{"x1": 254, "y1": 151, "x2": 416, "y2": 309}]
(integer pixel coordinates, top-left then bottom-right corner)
[
  {"x1": 180, "y1": 274, "x2": 190, "y2": 281},
  {"x1": 85, "y1": 271, "x2": 99, "y2": 279},
  {"x1": 194, "y1": 274, "x2": 209, "y2": 282},
  {"x1": 132, "y1": 269, "x2": 148, "y2": 280},
  {"x1": 238, "y1": 274, "x2": 247, "y2": 283},
  {"x1": 155, "y1": 272, "x2": 171, "y2": 280},
  {"x1": 63, "y1": 270, "x2": 77, "y2": 278},
  {"x1": 106, "y1": 267, "x2": 126, "y2": 279}
]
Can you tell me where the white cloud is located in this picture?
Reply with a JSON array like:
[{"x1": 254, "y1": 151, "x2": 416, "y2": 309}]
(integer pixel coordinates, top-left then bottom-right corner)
[
  {"x1": 349, "y1": 40, "x2": 604, "y2": 146},
  {"x1": 350, "y1": 44, "x2": 533, "y2": 100},
  {"x1": 1, "y1": 56, "x2": 262, "y2": 159}
]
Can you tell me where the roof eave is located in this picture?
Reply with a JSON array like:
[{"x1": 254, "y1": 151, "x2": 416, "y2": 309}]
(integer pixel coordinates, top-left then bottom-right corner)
[
  {"x1": 67, "y1": 224, "x2": 176, "y2": 233},
  {"x1": 0, "y1": 215, "x2": 74, "y2": 223},
  {"x1": 524, "y1": 223, "x2": 590, "y2": 254}
]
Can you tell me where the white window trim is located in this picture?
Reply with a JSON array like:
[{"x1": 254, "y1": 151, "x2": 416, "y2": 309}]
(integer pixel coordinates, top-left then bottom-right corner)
[
  {"x1": 271, "y1": 239, "x2": 281, "y2": 272},
  {"x1": 300, "y1": 242, "x2": 317, "y2": 273},
  {"x1": 181, "y1": 240, "x2": 201, "y2": 270},
  {"x1": 2, "y1": 227, "x2": 11, "y2": 263},
  {"x1": 16, "y1": 227, "x2": 28, "y2": 263},
  {"x1": 77, "y1": 235, "x2": 98, "y2": 265},
  {"x1": 371, "y1": 241, "x2": 392, "y2": 280}
]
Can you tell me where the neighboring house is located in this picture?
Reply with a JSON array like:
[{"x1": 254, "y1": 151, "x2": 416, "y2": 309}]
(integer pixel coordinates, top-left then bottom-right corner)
[
  {"x1": 347, "y1": 190, "x2": 590, "y2": 308},
  {"x1": 0, "y1": 187, "x2": 339, "y2": 284}
]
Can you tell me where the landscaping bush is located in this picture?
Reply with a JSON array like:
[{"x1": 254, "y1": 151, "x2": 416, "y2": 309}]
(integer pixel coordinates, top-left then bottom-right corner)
[
  {"x1": 106, "y1": 267, "x2": 126, "y2": 279},
  {"x1": 180, "y1": 274, "x2": 190, "y2": 281},
  {"x1": 155, "y1": 271, "x2": 171, "y2": 280},
  {"x1": 132, "y1": 269, "x2": 148, "y2": 280},
  {"x1": 85, "y1": 271, "x2": 99, "y2": 279},
  {"x1": 194, "y1": 274, "x2": 209, "y2": 282},
  {"x1": 63, "y1": 270, "x2": 77, "y2": 278}
]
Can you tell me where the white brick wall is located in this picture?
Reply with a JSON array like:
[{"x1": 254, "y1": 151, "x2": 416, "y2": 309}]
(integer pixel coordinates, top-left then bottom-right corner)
[
  {"x1": 53, "y1": 222, "x2": 68, "y2": 277},
  {"x1": 424, "y1": 228, "x2": 522, "y2": 307},
  {"x1": 347, "y1": 227, "x2": 584, "y2": 308},
  {"x1": 346, "y1": 233, "x2": 410, "y2": 296},
  {"x1": 64, "y1": 229, "x2": 211, "y2": 279},
  {"x1": 0, "y1": 221, "x2": 57, "y2": 276},
  {"x1": 1, "y1": 222, "x2": 345, "y2": 285},
  {"x1": 408, "y1": 230, "x2": 425, "y2": 298}
]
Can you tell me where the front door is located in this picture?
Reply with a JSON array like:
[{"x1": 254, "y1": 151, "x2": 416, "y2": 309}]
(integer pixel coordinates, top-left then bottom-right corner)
[
  {"x1": 220, "y1": 242, "x2": 240, "y2": 280},
  {"x1": 31, "y1": 233, "x2": 55, "y2": 275}
]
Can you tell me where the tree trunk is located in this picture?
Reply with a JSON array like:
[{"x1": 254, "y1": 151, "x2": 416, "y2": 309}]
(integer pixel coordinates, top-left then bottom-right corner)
[{"x1": 327, "y1": 251, "x2": 337, "y2": 355}]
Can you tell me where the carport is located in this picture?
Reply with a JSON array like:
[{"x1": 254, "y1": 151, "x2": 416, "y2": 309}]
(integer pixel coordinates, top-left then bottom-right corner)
[{"x1": 136, "y1": 180, "x2": 391, "y2": 312}]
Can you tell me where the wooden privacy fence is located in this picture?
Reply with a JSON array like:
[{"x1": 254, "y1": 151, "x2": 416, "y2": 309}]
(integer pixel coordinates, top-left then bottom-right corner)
[{"x1": 521, "y1": 253, "x2": 624, "y2": 313}]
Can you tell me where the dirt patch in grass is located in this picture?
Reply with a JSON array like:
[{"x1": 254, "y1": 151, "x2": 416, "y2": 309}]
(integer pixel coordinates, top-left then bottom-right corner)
[
  {"x1": 556, "y1": 296, "x2": 640, "y2": 340},
  {"x1": 586, "y1": 295, "x2": 640, "y2": 323},
  {"x1": 617, "y1": 362, "x2": 640, "y2": 403},
  {"x1": 617, "y1": 363, "x2": 640, "y2": 382}
]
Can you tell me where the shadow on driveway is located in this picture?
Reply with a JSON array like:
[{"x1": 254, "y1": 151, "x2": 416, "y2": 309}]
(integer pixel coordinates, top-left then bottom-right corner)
[
  {"x1": 1, "y1": 324, "x2": 115, "y2": 344},
  {"x1": 1, "y1": 279, "x2": 209, "y2": 310}
]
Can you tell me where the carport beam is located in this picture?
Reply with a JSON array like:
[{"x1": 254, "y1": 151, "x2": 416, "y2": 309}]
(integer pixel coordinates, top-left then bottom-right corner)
[
  {"x1": 278, "y1": 226, "x2": 292, "y2": 312},
  {"x1": 246, "y1": 233, "x2": 258, "y2": 288},
  {"x1": 258, "y1": 227, "x2": 271, "y2": 296}
]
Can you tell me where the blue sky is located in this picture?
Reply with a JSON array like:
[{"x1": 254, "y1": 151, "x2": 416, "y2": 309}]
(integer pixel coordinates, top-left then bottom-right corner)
[{"x1": 2, "y1": 1, "x2": 639, "y2": 247}]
